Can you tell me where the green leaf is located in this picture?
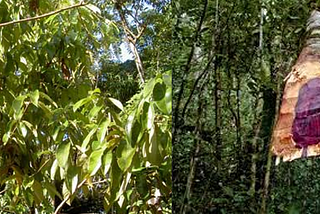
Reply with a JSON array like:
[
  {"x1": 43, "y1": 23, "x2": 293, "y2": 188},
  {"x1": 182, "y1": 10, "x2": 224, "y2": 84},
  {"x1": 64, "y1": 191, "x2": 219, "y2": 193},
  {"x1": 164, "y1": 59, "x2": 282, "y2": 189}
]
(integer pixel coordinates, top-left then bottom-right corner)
[
  {"x1": 88, "y1": 106, "x2": 102, "y2": 120},
  {"x1": 51, "y1": 159, "x2": 58, "y2": 180},
  {"x1": 23, "y1": 177, "x2": 34, "y2": 189},
  {"x1": 38, "y1": 101, "x2": 53, "y2": 118},
  {"x1": 143, "y1": 78, "x2": 155, "y2": 98},
  {"x1": 97, "y1": 120, "x2": 110, "y2": 143},
  {"x1": 153, "y1": 82, "x2": 166, "y2": 101},
  {"x1": 108, "y1": 97, "x2": 123, "y2": 111},
  {"x1": 147, "y1": 104, "x2": 155, "y2": 130},
  {"x1": 116, "y1": 141, "x2": 135, "y2": 172},
  {"x1": 89, "y1": 88, "x2": 101, "y2": 95},
  {"x1": 104, "y1": 157, "x2": 122, "y2": 212},
  {"x1": 92, "y1": 140, "x2": 101, "y2": 150},
  {"x1": 131, "y1": 120, "x2": 141, "y2": 147},
  {"x1": 86, "y1": 4, "x2": 101, "y2": 14},
  {"x1": 32, "y1": 180, "x2": 44, "y2": 203},
  {"x1": 39, "y1": 92, "x2": 58, "y2": 108},
  {"x1": 88, "y1": 149, "x2": 104, "y2": 176},
  {"x1": 2, "y1": 133, "x2": 9, "y2": 144},
  {"x1": 71, "y1": 173, "x2": 78, "y2": 194},
  {"x1": 125, "y1": 112, "x2": 135, "y2": 143},
  {"x1": 52, "y1": 127, "x2": 60, "y2": 141},
  {"x1": 29, "y1": 90, "x2": 39, "y2": 107},
  {"x1": 12, "y1": 95, "x2": 25, "y2": 116},
  {"x1": 118, "y1": 172, "x2": 132, "y2": 207},
  {"x1": 136, "y1": 173, "x2": 148, "y2": 198},
  {"x1": 22, "y1": 120, "x2": 33, "y2": 132},
  {"x1": 222, "y1": 186, "x2": 234, "y2": 197},
  {"x1": 140, "y1": 102, "x2": 149, "y2": 129},
  {"x1": 44, "y1": 181, "x2": 62, "y2": 201},
  {"x1": 4, "y1": 53, "x2": 14, "y2": 74},
  {"x1": 163, "y1": 72, "x2": 172, "y2": 87},
  {"x1": 103, "y1": 151, "x2": 113, "y2": 174},
  {"x1": 44, "y1": 13, "x2": 58, "y2": 24},
  {"x1": 81, "y1": 126, "x2": 97, "y2": 152},
  {"x1": 67, "y1": 167, "x2": 79, "y2": 194},
  {"x1": 73, "y1": 97, "x2": 91, "y2": 112},
  {"x1": 147, "y1": 125, "x2": 163, "y2": 166},
  {"x1": 106, "y1": 138, "x2": 120, "y2": 150},
  {"x1": 24, "y1": 189, "x2": 34, "y2": 207},
  {"x1": 19, "y1": 56, "x2": 27, "y2": 71},
  {"x1": 60, "y1": 166, "x2": 66, "y2": 180},
  {"x1": 56, "y1": 141, "x2": 70, "y2": 169},
  {"x1": 110, "y1": 155, "x2": 122, "y2": 195},
  {"x1": 154, "y1": 85, "x2": 171, "y2": 114},
  {"x1": 62, "y1": 182, "x2": 71, "y2": 203},
  {"x1": 19, "y1": 122, "x2": 27, "y2": 137},
  {"x1": 165, "y1": 88, "x2": 172, "y2": 114}
]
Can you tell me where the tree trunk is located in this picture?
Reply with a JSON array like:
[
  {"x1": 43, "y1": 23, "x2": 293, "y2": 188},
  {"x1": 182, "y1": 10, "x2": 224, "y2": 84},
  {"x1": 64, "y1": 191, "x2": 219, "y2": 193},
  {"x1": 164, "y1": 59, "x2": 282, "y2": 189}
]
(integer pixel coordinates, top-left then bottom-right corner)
[
  {"x1": 128, "y1": 40, "x2": 145, "y2": 83},
  {"x1": 180, "y1": 89, "x2": 204, "y2": 214},
  {"x1": 172, "y1": 0, "x2": 208, "y2": 144},
  {"x1": 214, "y1": 0, "x2": 221, "y2": 166},
  {"x1": 214, "y1": 67, "x2": 222, "y2": 170},
  {"x1": 180, "y1": 139, "x2": 200, "y2": 214},
  {"x1": 260, "y1": 63, "x2": 282, "y2": 214},
  {"x1": 114, "y1": 1, "x2": 145, "y2": 83},
  {"x1": 236, "y1": 73, "x2": 241, "y2": 147},
  {"x1": 272, "y1": 10, "x2": 320, "y2": 161},
  {"x1": 249, "y1": 119, "x2": 261, "y2": 197}
]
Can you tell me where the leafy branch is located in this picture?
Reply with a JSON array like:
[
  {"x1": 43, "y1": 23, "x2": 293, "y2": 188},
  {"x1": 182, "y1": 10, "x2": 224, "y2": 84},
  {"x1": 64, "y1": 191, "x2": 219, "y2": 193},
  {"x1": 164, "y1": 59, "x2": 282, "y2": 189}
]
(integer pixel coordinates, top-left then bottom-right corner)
[
  {"x1": 54, "y1": 178, "x2": 87, "y2": 214},
  {"x1": 0, "y1": 1, "x2": 88, "y2": 28}
]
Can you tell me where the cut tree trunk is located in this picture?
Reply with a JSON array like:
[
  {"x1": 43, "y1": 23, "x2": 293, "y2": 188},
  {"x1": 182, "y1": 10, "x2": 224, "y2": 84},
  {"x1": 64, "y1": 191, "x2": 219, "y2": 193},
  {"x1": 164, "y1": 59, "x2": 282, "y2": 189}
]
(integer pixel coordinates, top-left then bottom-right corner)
[{"x1": 272, "y1": 10, "x2": 320, "y2": 161}]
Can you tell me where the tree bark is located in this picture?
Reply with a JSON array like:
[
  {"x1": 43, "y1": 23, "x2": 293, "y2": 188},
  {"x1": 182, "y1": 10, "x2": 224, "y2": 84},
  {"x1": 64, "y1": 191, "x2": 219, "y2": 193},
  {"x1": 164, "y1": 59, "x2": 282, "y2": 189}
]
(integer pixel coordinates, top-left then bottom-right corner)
[
  {"x1": 272, "y1": 10, "x2": 320, "y2": 161},
  {"x1": 249, "y1": 119, "x2": 261, "y2": 197},
  {"x1": 114, "y1": 1, "x2": 146, "y2": 83},
  {"x1": 172, "y1": 0, "x2": 208, "y2": 144},
  {"x1": 214, "y1": 65, "x2": 222, "y2": 171},
  {"x1": 260, "y1": 63, "x2": 282, "y2": 214},
  {"x1": 180, "y1": 87, "x2": 204, "y2": 214},
  {"x1": 180, "y1": 139, "x2": 200, "y2": 214}
]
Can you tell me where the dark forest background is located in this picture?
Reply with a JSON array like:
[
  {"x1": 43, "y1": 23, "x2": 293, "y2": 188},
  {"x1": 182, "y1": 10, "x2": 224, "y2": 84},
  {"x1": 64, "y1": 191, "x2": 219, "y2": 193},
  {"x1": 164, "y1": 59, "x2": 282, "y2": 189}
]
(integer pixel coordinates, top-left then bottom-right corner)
[{"x1": 172, "y1": 0, "x2": 320, "y2": 213}]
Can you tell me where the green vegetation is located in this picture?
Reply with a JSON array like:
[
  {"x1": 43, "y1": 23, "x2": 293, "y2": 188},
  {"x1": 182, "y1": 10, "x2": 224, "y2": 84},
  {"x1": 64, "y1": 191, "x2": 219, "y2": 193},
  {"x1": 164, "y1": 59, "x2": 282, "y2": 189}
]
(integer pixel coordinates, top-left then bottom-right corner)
[
  {"x1": 173, "y1": 0, "x2": 320, "y2": 213},
  {"x1": 0, "y1": 0, "x2": 171, "y2": 213}
]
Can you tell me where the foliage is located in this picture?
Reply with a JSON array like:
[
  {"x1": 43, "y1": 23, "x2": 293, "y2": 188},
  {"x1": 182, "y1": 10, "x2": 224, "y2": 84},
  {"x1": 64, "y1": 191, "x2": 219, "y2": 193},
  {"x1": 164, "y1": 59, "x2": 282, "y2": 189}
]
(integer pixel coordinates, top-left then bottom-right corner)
[
  {"x1": 0, "y1": 0, "x2": 171, "y2": 213},
  {"x1": 269, "y1": 157, "x2": 320, "y2": 214},
  {"x1": 173, "y1": 0, "x2": 317, "y2": 213},
  {"x1": 98, "y1": 59, "x2": 139, "y2": 104}
]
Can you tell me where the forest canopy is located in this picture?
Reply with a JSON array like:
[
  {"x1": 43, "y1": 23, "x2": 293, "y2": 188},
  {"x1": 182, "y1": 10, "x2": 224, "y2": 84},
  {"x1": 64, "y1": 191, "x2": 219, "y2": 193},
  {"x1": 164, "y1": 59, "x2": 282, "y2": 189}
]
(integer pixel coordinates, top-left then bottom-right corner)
[
  {"x1": 172, "y1": 0, "x2": 320, "y2": 213},
  {"x1": 0, "y1": 0, "x2": 171, "y2": 213}
]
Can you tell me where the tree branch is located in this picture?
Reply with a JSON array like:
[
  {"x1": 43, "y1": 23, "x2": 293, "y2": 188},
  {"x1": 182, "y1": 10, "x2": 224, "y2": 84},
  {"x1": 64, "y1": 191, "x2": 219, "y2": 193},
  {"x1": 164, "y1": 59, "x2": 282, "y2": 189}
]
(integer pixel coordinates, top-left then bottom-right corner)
[
  {"x1": 0, "y1": 1, "x2": 88, "y2": 28},
  {"x1": 172, "y1": 0, "x2": 208, "y2": 143},
  {"x1": 181, "y1": 53, "x2": 215, "y2": 120},
  {"x1": 136, "y1": 24, "x2": 147, "y2": 41},
  {"x1": 54, "y1": 178, "x2": 87, "y2": 214},
  {"x1": 0, "y1": 188, "x2": 6, "y2": 195},
  {"x1": 115, "y1": 3, "x2": 136, "y2": 39},
  {"x1": 91, "y1": 179, "x2": 108, "y2": 185},
  {"x1": 114, "y1": 1, "x2": 145, "y2": 83}
]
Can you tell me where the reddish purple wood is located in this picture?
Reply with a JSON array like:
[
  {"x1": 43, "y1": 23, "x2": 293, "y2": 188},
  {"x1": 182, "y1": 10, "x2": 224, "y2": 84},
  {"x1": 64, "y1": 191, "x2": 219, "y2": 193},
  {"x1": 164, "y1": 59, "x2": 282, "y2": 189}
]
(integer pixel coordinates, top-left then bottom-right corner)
[{"x1": 292, "y1": 78, "x2": 320, "y2": 148}]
